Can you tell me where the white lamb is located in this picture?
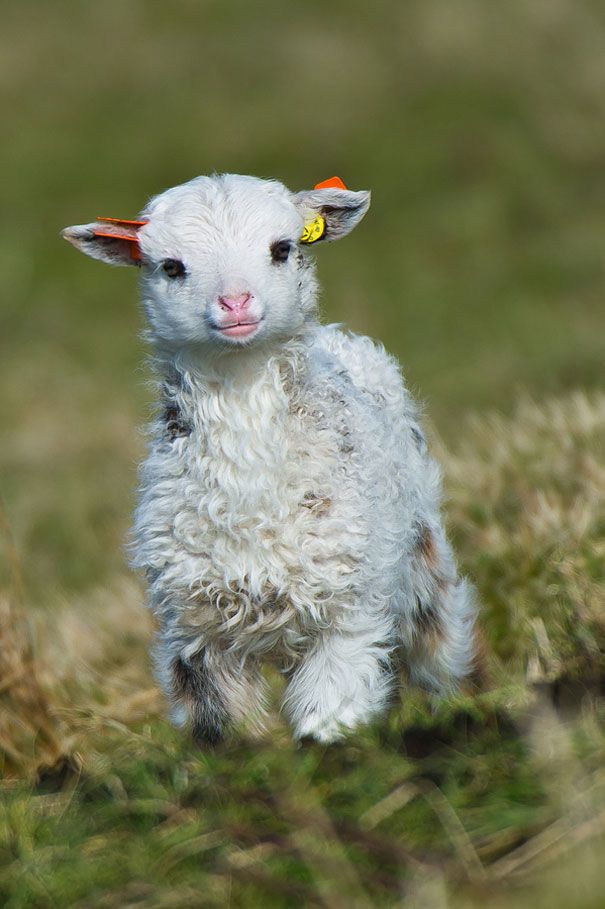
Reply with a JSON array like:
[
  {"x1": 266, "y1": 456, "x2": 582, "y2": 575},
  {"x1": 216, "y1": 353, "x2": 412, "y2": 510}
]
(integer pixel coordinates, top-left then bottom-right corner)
[{"x1": 63, "y1": 173, "x2": 477, "y2": 744}]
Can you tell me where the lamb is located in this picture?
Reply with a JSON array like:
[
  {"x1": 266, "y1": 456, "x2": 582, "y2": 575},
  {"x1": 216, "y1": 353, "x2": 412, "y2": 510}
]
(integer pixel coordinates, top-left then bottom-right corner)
[{"x1": 62, "y1": 173, "x2": 477, "y2": 745}]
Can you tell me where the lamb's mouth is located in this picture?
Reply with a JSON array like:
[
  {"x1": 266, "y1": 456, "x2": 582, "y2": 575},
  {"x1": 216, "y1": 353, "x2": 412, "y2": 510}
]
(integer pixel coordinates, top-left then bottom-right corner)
[{"x1": 213, "y1": 318, "x2": 263, "y2": 340}]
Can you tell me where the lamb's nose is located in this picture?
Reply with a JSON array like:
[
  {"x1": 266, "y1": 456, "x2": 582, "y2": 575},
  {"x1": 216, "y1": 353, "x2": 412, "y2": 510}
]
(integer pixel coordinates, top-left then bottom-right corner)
[{"x1": 218, "y1": 292, "x2": 251, "y2": 314}]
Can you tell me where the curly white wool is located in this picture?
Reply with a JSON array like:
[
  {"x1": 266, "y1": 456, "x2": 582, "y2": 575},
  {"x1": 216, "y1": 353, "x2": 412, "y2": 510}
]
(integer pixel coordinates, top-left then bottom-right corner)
[{"x1": 63, "y1": 173, "x2": 476, "y2": 744}]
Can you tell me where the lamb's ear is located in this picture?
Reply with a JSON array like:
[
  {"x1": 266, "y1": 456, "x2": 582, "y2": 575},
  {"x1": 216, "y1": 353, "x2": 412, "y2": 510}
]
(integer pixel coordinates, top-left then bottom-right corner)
[
  {"x1": 61, "y1": 218, "x2": 146, "y2": 266},
  {"x1": 293, "y1": 187, "x2": 371, "y2": 243}
]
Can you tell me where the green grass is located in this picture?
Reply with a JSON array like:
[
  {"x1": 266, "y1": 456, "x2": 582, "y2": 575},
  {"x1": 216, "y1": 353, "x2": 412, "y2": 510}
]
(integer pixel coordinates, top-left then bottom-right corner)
[
  {"x1": 2, "y1": 392, "x2": 605, "y2": 908},
  {"x1": 2, "y1": 0, "x2": 605, "y2": 905}
]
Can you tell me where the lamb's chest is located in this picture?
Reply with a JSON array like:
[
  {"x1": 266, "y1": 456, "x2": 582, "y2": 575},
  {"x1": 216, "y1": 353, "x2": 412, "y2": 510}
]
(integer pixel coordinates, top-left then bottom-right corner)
[{"x1": 169, "y1": 409, "x2": 336, "y2": 593}]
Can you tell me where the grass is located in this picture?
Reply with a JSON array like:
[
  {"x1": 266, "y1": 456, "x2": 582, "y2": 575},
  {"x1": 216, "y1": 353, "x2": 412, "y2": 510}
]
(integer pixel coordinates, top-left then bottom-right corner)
[
  {"x1": 2, "y1": 393, "x2": 605, "y2": 908},
  {"x1": 2, "y1": 0, "x2": 605, "y2": 905}
]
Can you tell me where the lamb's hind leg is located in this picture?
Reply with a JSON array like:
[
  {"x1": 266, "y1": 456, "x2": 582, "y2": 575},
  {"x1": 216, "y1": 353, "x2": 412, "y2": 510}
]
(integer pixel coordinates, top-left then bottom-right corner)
[
  {"x1": 405, "y1": 522, "x2": 477, "y2": 694},
  {"x1": 158, "y1": 639, "x2": 266, "y2": 745},
  {"x1": 283, "y1": 610, "x2": 395, "y2": 743}
]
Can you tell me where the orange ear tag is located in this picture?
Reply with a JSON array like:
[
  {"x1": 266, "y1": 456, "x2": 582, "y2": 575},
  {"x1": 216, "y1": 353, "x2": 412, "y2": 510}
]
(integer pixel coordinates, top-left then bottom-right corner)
[
  {"x1": 96, "y1": 217, "x2": 149, "y2": 228},
  {"x1": 92, "y1": 228, "x2": 144, "y2": 261},
  {"x1": 313, "y1": 176, "x2": 348, "y2": 190},
  {"x1": 93, "y1": 217, "x2": 148, "y2": 262}
]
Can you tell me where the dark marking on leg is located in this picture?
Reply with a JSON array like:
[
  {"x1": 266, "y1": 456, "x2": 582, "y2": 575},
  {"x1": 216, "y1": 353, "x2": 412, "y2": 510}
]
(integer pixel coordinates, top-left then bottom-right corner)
[
  {"x1": 412, "y1": 523, "x2": 449, "y2": 650},
  {"x1": 416, "y1": 524, "x2": 438, "y2": 570},
  {"x1": 415, "y1": 523, "x2": 450, "y2": 594},
  {"x1": 414, "y1": 595, "x2": 445, "y2": 647},
  {"x1": 172, "y1": 654, "x2": 228, "y2": 746}
]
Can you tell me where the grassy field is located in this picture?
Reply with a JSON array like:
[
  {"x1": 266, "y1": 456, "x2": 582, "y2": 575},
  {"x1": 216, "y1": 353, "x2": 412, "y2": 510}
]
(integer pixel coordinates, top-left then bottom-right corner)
[{"x1": 2, "y1": 1, "x2": 605, "y2": 906}]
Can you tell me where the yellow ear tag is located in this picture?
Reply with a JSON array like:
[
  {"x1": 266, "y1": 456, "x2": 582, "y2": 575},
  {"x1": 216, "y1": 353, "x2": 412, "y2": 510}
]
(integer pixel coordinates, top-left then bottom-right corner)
[{"x1": 300, "y1": 215, "x2": 325, "y2": 244}]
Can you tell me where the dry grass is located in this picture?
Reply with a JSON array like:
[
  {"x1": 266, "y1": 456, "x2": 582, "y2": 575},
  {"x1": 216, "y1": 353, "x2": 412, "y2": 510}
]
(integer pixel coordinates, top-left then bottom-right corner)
[
  {"x1": 2, "y1": 391, "x2": 605, "y2": 907},
  {"x1": 0, "y1": 593, "x2": 65, "y2": 778},
  {"x1": 443, "y1": 390, "x2": 605, "y2": 682}
]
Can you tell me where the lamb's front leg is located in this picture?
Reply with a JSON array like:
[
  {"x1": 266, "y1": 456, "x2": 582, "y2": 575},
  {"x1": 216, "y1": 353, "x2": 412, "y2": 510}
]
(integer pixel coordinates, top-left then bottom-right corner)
[
  {"x1": 283, "y1": 616, "x2": 395, "y2": 744},
  {"x1": 158, "y1": 640, "x2": 266, "y2": 745}
]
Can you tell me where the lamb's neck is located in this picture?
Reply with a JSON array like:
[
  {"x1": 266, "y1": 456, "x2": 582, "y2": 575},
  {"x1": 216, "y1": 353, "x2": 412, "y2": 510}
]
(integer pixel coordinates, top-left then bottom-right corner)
[
  {"x1": 157, "y1": 332, "x2": 315, "y2": 397},
  {"x1": 157, "y1": 326, "x2": 316, "y2": 382},
  {"x1": 158, "y1": 338, "x2": 309, "y2": 481}
]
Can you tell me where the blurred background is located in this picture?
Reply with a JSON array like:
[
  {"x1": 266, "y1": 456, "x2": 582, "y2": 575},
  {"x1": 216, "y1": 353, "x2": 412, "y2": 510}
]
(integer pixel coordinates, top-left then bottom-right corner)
[{"x1": 2, "y1": 2, "x2": 605, "y2": 907}]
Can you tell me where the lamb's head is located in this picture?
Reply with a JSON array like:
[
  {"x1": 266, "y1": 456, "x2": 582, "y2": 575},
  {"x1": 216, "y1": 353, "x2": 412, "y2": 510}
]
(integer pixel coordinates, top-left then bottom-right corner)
[{"x1": 63, "y1": 174, "x2": 370, "y2": 351}]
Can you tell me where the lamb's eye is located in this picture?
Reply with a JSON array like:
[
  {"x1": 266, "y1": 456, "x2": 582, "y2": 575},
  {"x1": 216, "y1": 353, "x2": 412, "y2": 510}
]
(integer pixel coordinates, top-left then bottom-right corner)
[
  {"x1": 270, "y1": 240, "x2": 292, "y2": 263},
  {"x1": 162, "y1": 258, "x2": 186, "y2": 279}
]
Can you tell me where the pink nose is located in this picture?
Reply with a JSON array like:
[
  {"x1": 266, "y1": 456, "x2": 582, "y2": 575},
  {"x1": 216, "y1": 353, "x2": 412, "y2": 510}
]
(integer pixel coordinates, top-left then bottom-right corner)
[{"x1": 218, "y1": 292, "x2": 251, "y2": 314}]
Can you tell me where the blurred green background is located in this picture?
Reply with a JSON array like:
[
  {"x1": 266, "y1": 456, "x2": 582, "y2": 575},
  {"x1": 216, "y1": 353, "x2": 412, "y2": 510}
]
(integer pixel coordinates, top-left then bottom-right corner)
[
  {"x1": 2, "y1": 0, "x2": 605, "y2": 602},
  {"x1": 2, "y1": 4, "x2": 605, "y2": 906}
]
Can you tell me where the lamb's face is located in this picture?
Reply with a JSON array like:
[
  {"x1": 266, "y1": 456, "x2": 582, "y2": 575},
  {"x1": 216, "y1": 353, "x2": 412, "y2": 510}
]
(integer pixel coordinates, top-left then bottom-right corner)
[
  {"x1": 62, "y1": 173, "x2": 370, "y2": 352},
  {"x1": 138, "y1": 175, "x2": 313, "y2": 348}
]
